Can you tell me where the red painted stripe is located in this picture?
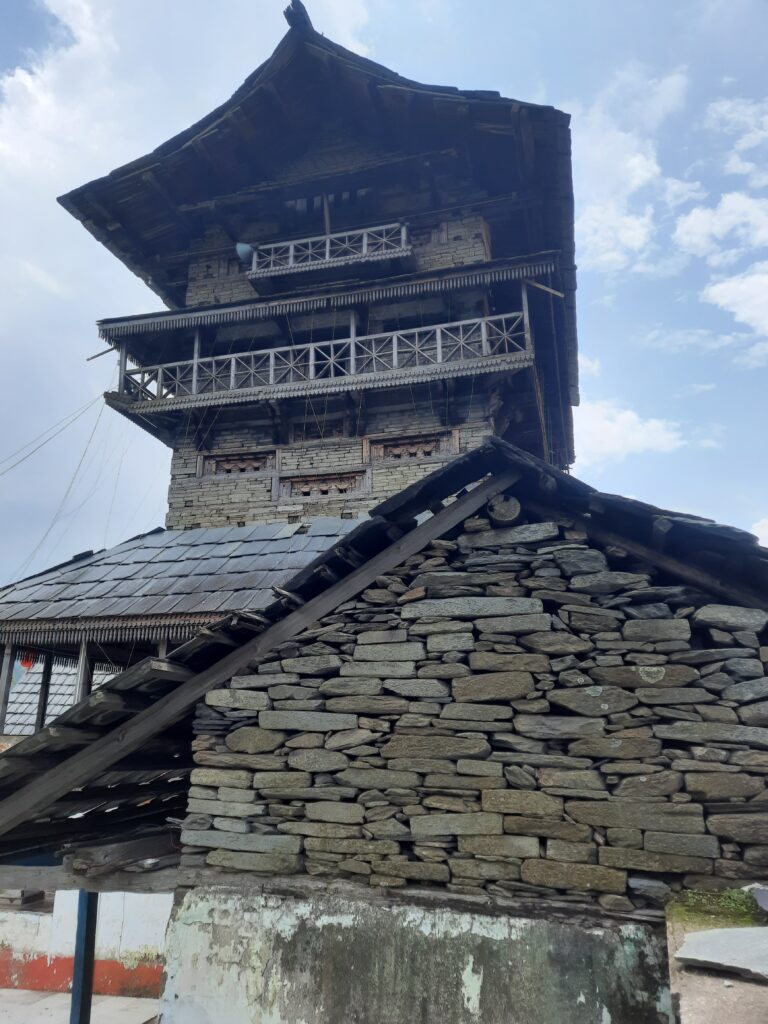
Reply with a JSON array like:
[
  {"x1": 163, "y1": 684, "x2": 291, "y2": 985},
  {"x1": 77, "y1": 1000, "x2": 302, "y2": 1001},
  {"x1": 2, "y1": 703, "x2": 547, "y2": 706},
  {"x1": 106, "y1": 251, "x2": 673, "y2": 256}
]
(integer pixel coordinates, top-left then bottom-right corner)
[{"x1": 0, "y1": 947, "x2": 162, "y2": 997}]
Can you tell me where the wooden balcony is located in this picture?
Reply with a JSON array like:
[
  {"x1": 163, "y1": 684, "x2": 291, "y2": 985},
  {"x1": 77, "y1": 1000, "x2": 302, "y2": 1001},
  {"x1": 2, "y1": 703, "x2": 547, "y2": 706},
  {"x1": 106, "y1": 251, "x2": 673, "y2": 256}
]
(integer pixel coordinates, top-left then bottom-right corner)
[
  {"x1": 117, "y1": 312, "x2": 533, "y2": 407},
  {"x1": 246, "y1": 222, "x2": 410, "y2": 279}
]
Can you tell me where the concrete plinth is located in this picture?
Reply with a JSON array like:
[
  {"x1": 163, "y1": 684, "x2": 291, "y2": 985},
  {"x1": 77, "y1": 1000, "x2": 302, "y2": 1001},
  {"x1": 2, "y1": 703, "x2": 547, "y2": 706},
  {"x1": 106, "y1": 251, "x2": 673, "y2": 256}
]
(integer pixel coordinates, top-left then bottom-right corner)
[{"x1": 158, "y1": 883, "x2": 674, "y2": 1023}]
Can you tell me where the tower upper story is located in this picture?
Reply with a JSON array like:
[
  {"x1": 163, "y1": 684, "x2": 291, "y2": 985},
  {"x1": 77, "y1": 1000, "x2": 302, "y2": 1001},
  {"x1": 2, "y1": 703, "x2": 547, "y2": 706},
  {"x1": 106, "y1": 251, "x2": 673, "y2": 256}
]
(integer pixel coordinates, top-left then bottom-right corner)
[{"x1": 59, "y1": 1, "x2": 579, "y2": 529}]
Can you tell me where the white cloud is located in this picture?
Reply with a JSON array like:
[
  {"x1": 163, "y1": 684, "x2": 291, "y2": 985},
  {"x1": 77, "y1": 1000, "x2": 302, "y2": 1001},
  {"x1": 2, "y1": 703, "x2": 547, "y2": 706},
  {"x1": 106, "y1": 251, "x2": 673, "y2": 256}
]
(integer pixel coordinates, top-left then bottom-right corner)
[
  {"x1": 673, "y1": 192, "x2": 768, "y2": 265},
  {"x1": 578, "y1": 353, "x2": 601, "y2": 377},
  {"x1": 642, "y1": 325, "x2": 747, "y2": 352},
  {"x1": 663, "y1": 178, "x2": 707, "y2": 208},
  {"x1": 573, "y1": 399, "x2": 686, "y2": 470},
  {"x1": 752, "y1": 517, "x2": 768, "y2": 546},
  {"x1": 689, "y1": 382, "x2": 717, "y2": 394},
  {"x1": 706, "y1": 96, "x2": 768, "y2": 189},
  {"x1": 0, "y1": 0, "x2": 370, "y2": 580},
  {"x1": 573, "y1": 64, "x2": 693, "y2": 273},
  {"x1": 642, "y1": 321, "x2": 768, "y2": 367},
  {"x1": 702, "y1": 261, "x2": 768, "y2": 344}
]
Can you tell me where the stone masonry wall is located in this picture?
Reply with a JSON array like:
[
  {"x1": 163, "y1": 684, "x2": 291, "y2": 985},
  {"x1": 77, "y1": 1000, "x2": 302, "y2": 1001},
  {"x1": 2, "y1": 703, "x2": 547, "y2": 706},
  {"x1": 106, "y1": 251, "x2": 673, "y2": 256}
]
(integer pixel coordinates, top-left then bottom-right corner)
[
  {"x1": 166, "y1": 398, "x2": 491, "y2": 529},
  {"x1": 181, "y1": 509, "x2": 768, "y2": 912}
]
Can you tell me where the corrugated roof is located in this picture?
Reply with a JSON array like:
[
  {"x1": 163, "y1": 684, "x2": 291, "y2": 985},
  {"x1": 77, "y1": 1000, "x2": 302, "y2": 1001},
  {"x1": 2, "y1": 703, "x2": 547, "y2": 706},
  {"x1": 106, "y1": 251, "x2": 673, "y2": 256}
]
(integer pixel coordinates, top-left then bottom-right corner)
[{"x1": 0, "y1": 518, "x2": 364, "y2": 630}]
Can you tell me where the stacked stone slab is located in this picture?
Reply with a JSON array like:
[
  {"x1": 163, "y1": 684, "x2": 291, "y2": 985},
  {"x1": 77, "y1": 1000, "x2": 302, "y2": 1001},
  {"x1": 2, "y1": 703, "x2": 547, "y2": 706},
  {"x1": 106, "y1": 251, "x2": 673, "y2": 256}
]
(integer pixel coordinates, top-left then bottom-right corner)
[{"x1": 182, "y1": 510, "x2": 768, "y2": 910}]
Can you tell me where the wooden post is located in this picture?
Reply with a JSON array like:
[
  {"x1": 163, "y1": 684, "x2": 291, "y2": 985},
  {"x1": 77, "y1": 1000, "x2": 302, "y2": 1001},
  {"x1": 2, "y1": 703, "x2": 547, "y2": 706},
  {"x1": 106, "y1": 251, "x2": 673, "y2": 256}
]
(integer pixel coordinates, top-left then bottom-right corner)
[
  {"x1": 117, "y1": 343, "x2": 128, "y2": 394},
  {"x1": 0, "y1": 644, "x2": 16, "y2": 733},
  {"x1": 192, "y1": 329, "x2": 201, "y2": 395},
  {"x1": 521, "y1": 281, "x2": 532, "y2": 352},
  {"x1": 400, "y1": 223, "x2": 408, "y2": 250},
  {"x1": 69, "y1": 890, "x2": 98, "y2": 1024},
  {"x1": 349, "y1": 312, "x2": 357, "y2": 375},
  {"x1": 74, "y1": 639, "x2": 93, "y2": 703},
  {"x1": 34, "y1": 652, "x2": 53, "y2": 732},
  {"x1": 480, "y1": 317, "x2": 489, "y2": 356},
  {"x1": 157, "y1": 638, "x2": 169, "y2": 659},
  {"x1": 322, "y1": 193, "x2": 331, "y2": 236}
]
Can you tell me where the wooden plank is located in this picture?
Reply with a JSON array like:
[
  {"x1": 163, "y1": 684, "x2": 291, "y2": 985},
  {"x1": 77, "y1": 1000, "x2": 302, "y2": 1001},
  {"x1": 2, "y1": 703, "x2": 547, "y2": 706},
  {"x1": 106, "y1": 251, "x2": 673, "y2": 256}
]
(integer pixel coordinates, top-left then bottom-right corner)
[
  {"x1": 67, "y1": 833, "x2": 177, "y2": 874},
  {"x1": 0, "y1": 470, "x2": 518, "y2": 840},
  {"x1": 34, "y1": 653, "x2": 53, "y2": 732}
]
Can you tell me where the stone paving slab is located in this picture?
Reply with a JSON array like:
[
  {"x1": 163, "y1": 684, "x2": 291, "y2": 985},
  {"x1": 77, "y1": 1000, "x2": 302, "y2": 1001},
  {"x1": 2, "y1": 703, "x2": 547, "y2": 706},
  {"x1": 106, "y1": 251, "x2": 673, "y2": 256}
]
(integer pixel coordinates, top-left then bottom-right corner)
[{"x1": 0, "y1": 990, "x2": 157, "y2": 1023}]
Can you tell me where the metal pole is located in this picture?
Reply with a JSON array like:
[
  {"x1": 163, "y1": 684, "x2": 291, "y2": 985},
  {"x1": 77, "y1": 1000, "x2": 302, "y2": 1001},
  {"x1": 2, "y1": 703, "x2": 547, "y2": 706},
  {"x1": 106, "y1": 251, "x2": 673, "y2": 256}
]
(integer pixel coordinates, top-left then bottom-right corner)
[{"x1": 69, "y1": 890, "x2": 98, "y2": 1024}]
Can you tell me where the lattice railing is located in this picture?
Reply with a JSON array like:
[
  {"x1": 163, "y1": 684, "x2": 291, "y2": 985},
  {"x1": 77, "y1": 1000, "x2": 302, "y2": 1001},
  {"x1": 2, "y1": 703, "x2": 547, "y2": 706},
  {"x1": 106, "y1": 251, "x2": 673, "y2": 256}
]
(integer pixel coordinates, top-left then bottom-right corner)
[
  {"x1": 247, "y1": 223, "x2": 410, "y2": 278},
  {"x1": 120, "y1": 312, "x2": 531, "y2": 402}
]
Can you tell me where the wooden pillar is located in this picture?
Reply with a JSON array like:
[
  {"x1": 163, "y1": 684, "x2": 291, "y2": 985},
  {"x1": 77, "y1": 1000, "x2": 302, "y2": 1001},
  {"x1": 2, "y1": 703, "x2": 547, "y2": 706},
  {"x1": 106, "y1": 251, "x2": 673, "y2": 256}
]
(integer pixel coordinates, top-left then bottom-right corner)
[
  {"x1": 521, "y1": 280, "x2": 532, "y2": 352},
  {"x1": 117, "y1": 342, "x2": 128, "y2": 394},
  {"x1": 157, "y1": 638, "x2": 169, "y2": 659},
  {"x1": 69, "y1": 889, "x2": 98, "y2": 1024},
  {"x1": 0, "y1": 644, "x2": 17, "y2": 733},
  {"x1": 349, "y1": 311, "x2": 357, "y2": 376},
  {"x1": 322, "y1": 193, "x2": 331, "y2": 236},
  {"x1": 192, "y1": 329, "x2": 201, "y2": 395},
  {"x1": 34, "y1": 652, "x2": 53, "y2": 732},
  {"x1": 74, "y1": 639, "x2": 93, "y2": 703}
]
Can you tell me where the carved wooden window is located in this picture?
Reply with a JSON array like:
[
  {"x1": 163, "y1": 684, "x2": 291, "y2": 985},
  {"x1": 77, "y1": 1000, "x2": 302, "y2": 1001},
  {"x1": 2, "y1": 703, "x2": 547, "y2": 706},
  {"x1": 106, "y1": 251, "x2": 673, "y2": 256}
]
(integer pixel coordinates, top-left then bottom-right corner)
[
  {"x1": 370, "y1": 432, "x2": 454, "y2": 462},
  {"x1": 204, "y1": 451, "x2": 276, "y2": 475},
  {"x1": 281, "y1": 472, "x2": 366, "y2": 499}
]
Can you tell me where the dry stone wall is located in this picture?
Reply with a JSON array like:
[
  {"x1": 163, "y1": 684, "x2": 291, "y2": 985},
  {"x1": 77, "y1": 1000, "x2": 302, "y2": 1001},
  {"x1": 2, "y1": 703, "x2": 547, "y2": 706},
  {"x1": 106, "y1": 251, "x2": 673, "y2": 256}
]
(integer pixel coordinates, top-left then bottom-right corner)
[{"x1": 183, "y1": 510, "x2": 768, "y2": 912}]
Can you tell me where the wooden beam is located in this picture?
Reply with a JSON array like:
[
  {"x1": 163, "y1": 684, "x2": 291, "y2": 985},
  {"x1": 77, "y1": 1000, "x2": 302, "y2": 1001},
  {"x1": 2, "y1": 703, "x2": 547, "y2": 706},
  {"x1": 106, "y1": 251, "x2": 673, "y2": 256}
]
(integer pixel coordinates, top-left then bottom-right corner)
[
  {"x1": 524, "y1": 278, "x2": 565, "y2": 300},
  {"x1": 34, "y1": 653, "x2": 53, "y2": 732},
  {"x1": 0, "y1": 470, "x2": 518, "y2": 840},
  {"x1": 74, "y1": 639, "x2": 93, "y2": 703}
]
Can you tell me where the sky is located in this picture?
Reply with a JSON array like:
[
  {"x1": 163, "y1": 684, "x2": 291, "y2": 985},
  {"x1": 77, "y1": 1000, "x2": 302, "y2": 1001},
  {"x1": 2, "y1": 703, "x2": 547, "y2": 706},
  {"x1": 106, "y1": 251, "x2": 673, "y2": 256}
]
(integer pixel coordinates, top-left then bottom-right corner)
[{"x1": 1, "y1": 0, "x2": 767, "y2": 584}]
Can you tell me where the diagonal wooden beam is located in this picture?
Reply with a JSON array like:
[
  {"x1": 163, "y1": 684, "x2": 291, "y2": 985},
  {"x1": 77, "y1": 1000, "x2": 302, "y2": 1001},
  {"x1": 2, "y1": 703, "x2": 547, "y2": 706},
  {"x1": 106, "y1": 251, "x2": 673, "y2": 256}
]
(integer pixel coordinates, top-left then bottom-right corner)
[{"x1": 0, "y1": 470, "x2": 519, "y2": 840}]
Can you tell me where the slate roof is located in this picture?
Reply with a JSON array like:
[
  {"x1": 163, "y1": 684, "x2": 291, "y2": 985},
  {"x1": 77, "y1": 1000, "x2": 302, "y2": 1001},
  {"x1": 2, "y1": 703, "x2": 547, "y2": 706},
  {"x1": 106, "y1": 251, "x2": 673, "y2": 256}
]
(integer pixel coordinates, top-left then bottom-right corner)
[
  {"x1": 0, "y1": 518, "x2": 364, "y2": 643},
  {"x1": 3, "y1": 663, "x2": 112, "y2": 736}
]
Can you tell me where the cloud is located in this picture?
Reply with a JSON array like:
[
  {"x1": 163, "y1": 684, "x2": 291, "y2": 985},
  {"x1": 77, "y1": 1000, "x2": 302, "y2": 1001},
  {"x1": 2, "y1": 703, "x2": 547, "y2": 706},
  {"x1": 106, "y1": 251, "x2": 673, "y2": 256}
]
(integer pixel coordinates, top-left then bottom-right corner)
[
  {"x1": 642, "y1": 325, "x2": 749, "y2": 353},
  {"x1": 663, "y1": 178, "x2": 707, "y2": 208},
  {"x1": 0, "y1": 0, "x2": 370, "y2": 581},
  {"x1": 673, "y1": 192, "x2": 768, "y2": 265},
  {"x1": 706, "y1": 96, "x2": 768, "y2": 189},
  {"x1": 701, "y1": 262, "x2": 768, "y2": 361},
  {"x1": 689, "y1": 382, "x2": 717, "y2": 394},
  {"x1": 752, "y1": 517, "x2": 768, "y2": 546},
  {"x1": 573, "y1": 64, "x2": 692, "y2": 273},
  {"x1": 578, "y1": 353, "x2": 601, "y2": 377},
  {"x1": 573, "y1": 399, "x2": 686, "y2": 470}
]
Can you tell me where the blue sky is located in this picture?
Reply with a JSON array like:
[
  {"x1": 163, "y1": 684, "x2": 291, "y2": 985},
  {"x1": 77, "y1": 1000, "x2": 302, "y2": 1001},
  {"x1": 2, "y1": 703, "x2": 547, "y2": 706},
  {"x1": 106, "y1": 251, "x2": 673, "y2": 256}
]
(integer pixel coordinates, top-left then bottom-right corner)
[{"x1": 1, "y1": 0, "x2": 767, "y2": 583}]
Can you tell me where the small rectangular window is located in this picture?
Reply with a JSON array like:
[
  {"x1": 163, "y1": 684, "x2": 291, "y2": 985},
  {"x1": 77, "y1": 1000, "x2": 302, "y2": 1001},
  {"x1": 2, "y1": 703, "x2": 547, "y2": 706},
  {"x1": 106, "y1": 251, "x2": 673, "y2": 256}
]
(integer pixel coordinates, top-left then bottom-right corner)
[
  {"x1": 280, "y1": 472, "x2": 366, "y2": 499},
  {"x1": 204, "y1": 451, "x2": 276, "y2": 475},
  {"x1": 370, "y1": 433, "x2": 454, "y2": 461}
]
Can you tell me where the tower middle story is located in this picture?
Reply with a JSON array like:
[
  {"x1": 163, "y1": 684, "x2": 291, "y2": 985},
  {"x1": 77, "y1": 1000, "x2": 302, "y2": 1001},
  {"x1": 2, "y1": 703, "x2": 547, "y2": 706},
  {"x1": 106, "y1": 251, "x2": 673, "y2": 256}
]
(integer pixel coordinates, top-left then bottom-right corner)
[{"x1": 60, "y1": 4, "x2": 579, "y2": 531}]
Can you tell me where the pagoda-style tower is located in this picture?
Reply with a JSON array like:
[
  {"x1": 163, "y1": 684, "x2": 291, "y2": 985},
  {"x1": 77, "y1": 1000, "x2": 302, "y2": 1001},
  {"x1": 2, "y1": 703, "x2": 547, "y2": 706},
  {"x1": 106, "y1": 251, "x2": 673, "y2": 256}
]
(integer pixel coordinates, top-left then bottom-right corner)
[{"x1": 60, "y1": 1, "x2": 578, "y2": 530}]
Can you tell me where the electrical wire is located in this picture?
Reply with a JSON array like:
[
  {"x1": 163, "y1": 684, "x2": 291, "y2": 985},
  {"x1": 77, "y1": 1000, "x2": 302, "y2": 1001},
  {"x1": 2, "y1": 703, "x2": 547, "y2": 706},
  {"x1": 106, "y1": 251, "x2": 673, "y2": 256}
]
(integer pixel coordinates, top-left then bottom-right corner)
[
  {"x1": 0, "y1": 395, "x2": 102, "y2": 478},
  {"x1": 13, "y1": 402, "x2": 107, "y2": 580}
]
